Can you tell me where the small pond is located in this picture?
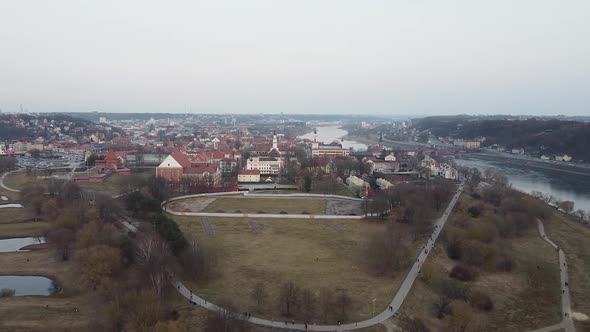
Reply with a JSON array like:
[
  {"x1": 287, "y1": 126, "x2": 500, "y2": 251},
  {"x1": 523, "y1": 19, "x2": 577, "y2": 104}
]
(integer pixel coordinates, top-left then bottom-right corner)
[
  {"x1": 0, "y1": 276, "x2": 61, "y2": 296},
  {"x1": 0, "y1": 237, "x2": 45, "y2": 253}
]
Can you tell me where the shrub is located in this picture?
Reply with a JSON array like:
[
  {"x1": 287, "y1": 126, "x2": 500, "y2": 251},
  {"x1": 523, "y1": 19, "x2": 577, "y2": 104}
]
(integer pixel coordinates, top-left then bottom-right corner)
[
  {"x1": 461, "y1": 240, "x2": 495, "y2": 267},
  {"x1": 495, "y1": 254, "x2": 514, "y2": 272},
  {"x1": 279, "y1": 211, "x2": 288, "y2": 214},
  {"x1": 467, "y1": 204, "x2": 484, "y2": 217},
  {"x1": 0, "y1": 288, "x2": 16, "y2": 297},
  {"x1": 446, "y1": 241, "x2": 462, "y2": 260},
  {"x1": 438, "y1": 279, "x2": 470, "y2": 301},
  {"x1": 469, "y1": 290, "x2": 494, "y2": 311},
  {"x1": 449, "y1": 264, "x2": 478, "y2": 281},
  {"x1": 149, "y1": 214, "x2": 188, "y2": 256}
]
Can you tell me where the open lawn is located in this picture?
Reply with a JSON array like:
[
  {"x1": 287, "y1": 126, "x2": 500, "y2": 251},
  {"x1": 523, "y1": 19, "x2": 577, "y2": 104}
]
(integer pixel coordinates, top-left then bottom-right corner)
[
  {"x1": 202, "y1": 197, "x2": 327, "y2": 214},
  {"x1": 0, "y1": 249, "x2": 99, "y2": 331},
  {"x1": 0, "y1": 221, "x2": 49, "y2": 238},
  {"x1": 0, "y1": 207, "x2": 34, "y2": 223},
  {"x1": 174, "y1": 215, "x2": 412, "y2": 324},
  {"x1": 401, "y1": 193, "x2": 562, "y2": 332},
  {"x1": 3, "y1": 171, "x2": 45, "y2": 191},
  {"x1": 78, "y1": 172, "x2": 153, "y2": 197},
  {"x1": 544, "y1": 211, "x2": 590, "y2": 331}
]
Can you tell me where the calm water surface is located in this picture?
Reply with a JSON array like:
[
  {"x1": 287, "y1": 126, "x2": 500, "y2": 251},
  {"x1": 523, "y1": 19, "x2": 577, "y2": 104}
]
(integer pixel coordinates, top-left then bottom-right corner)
[
  {"x1": 455, "y1": 157, "x2": 590, "y2": 211},
  {"x1": 0, "y1": 237, "x2": 45, "y2": 253},
  {"x1": 0, "y1": 276, "x2": 61, "y2": 296},
  {"x1": 299, "y1": 126, "x2": 368, "y2": 151}
]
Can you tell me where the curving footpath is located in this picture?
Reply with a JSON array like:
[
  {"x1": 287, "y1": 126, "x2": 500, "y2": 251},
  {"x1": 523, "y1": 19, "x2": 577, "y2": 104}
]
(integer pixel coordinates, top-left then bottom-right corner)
[
  {"x1": 169, "y1": 182, "x2": 464, "y2": 331},
  {"x1": 0, "y1": 171, "x2": 22, "y2": 193},
  {"x1": 530, "y1": 220, "x2": 576, "y2": 332}
]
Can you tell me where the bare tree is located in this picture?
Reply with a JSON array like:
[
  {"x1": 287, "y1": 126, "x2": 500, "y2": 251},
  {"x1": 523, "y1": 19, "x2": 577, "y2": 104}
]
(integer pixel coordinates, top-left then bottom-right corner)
[
  {"x1": 299, "y1": 288, "x2": 316, "y2": 322},
  {"x1": 278, "y1": 281, "x2": 300, "y2": 316},
  {"x1": 250, "y1": 282, "x2": 267, "y2": 313},
  {"x1": 318, "y1": 288, "x2": 334, "y2": 323},
  {"x1": 335, "y1": 290, "x2": 352, "y2": 322},
  {"x1": 47, "y1": 227, "x2": 75, "y2": 261},
  {"x1": 433, "y1": 295, "x2": 451, "y2": 319},
  {"x1": 558, "y1": 200, "x2": 575, "y2": 214}
]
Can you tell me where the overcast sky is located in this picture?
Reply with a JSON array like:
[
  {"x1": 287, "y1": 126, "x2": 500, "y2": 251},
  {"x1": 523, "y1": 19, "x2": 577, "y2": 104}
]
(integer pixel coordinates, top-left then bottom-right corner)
[{"x1": 1, "y1": 1, "x2": 589, "y2": 115}]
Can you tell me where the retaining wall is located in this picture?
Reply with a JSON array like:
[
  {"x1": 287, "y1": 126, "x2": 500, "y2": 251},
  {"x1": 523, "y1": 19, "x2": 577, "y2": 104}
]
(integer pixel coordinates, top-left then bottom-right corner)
[{"x1": 161, "y1": 191, "x2": 386, "y2": 219}]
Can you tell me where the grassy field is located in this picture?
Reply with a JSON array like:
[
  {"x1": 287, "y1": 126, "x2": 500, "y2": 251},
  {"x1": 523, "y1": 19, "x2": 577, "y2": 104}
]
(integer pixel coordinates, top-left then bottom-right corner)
[
  {"x1": 544, "y1": 211, "x2": 590, "y2": 331},
  {"x1": 174, "y1": 215, "x2": 412, "y2": 323},
  {"x1": 0, "y1": 250, "x2": 99, "y2": 331},
  {"x1": 0, "y1": 221, "x2": 48, "y2": 238},
  {"x1": 401, "y1": 193, "x2": 562, "y2": 332},
  {"x1": 0, "y1": 207, "x2": 33, "y2": 223},
  {"x1": 202, "y1": 197, "x2": 327, "y2": 214},
  {"x1": 2, "y1": 171, "x2": 42, "y2": 191}
]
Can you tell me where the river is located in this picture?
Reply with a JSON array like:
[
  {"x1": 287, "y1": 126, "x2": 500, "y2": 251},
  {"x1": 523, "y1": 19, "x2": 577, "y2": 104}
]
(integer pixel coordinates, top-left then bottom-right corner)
[
  {"x1": 455, "y1": 156, "x2": 590, "y2": 212},
  {"x1": 298, "y1": 126, "x2": 368, "y2": 151}
]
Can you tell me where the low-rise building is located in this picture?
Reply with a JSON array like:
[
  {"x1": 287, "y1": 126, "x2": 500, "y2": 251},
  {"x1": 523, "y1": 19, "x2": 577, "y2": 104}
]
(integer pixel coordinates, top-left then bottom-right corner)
[
  {"x1": 346, "y1": 175, "x2": 369, "y2": 196},
  {"x1": 310, "y1": 130, "x2": 350, "y2": 158},
  {"x1": 237, "y1": 169, "x2": 261, "y2": 183},
  {"x1": 156, "y1": 151, "x2": 221, "y2": 185},
  {"x1": 246, "y1": 156, "x2": 282, "y2": 175}
]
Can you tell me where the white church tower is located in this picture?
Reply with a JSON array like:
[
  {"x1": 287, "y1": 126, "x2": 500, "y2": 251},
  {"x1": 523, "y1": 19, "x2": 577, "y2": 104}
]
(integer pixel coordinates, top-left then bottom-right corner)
[{"x1": 312, "y1": 129, "x2": 319, "y2": 149}]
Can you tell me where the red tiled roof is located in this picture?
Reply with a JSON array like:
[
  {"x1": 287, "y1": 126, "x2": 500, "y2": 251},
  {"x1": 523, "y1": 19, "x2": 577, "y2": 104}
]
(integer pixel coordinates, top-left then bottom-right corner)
[
  {"x1": 238, "y1": 169, "x2": 260, "y2": 175},
  {"x1": 212, "y1": 150, "x2": 226, "y2": 159},
  {"x1": 170, "y1": 151, "x2": 192, "y2": 168},
  {"x1": 184, "y1": 164, "x2": 218, "y2": 174},
  {"x1": 105, "y1": 149, "x2": 117, "y2": 161}
]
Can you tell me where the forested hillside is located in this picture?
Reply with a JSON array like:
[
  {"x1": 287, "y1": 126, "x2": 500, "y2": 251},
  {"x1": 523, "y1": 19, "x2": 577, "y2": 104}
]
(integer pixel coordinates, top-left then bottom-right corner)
[{"x1": 414, "y1": 116, "x2": 590, "y2": 161}]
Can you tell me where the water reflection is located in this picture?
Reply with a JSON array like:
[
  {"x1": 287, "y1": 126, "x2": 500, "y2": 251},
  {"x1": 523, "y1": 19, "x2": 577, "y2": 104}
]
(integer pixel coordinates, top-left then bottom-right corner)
[
  {"x1": 0, "y1": 237, "x2": 45, "y2": 253},
  {"x1": 0, "y1": 276, "x2": 61, "y2": 296},
  {"x1": 455, "y1": 157, "x2": 590, "y2": 211},
  {"x1": 298, "y1": 126, "x2": 368, "y2": 151}
]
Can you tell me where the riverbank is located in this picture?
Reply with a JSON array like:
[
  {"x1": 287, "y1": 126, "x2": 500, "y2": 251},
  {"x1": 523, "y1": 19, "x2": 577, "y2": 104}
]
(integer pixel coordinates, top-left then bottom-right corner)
[
  {"x1": 342, "y1": 133, "x2": 381, "y2": 147},
  {"x1": 465, "y1": 153, "x2": 590, "y2": 177}
]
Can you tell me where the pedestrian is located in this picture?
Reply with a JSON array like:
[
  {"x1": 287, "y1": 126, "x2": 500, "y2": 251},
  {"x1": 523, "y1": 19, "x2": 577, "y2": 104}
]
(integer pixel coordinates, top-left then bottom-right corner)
[
  {"x1": 285, "y1": 321, "x2": 288, "y2": 325},
  {"x1": 338, "y1": 321, "x2": 341, "y2": 326},
  {"x1": 305, "y1": 323, "x2": 308, "y2": 329},
  {"x1": 292, "y1": 319, "x2": 295, "y2": 324}
]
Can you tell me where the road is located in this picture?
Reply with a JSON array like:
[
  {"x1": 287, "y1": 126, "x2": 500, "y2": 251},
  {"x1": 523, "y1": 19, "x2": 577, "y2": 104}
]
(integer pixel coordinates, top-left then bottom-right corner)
[
  {"x1": 530, "y1": 220, "x2": 576, "y2": 332},
  {"x1": 171, "y1": 182, "x2": 464, "y2": 331}
]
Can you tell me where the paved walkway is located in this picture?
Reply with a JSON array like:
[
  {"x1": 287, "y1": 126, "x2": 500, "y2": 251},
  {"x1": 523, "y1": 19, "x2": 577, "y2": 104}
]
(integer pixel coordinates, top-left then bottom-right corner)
[
  {"x1": 0, "y1": 171, "x2": 22, "y2": 193},
  {"x1": 169, "y1": 183, "x2": 464, "y2": 331},
  {"x1": 530, "y1": 220, "x2": 576, "y2": 332}
]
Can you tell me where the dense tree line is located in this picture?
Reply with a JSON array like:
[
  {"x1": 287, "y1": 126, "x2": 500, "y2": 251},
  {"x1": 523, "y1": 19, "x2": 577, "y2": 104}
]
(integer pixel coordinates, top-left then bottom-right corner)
[{"x1": 414, "y1": 116, "x2": 590, "y2": 161}]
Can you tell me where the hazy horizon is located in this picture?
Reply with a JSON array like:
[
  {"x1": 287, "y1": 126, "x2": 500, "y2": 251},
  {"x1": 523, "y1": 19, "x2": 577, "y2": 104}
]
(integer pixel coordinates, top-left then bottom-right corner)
[{"x1": 1, "y1": 1, "x2": 589, "y2": 115}]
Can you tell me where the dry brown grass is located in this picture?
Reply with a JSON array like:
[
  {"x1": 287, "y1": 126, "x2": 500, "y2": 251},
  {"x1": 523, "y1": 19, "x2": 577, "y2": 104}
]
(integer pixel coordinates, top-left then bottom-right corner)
[
  {"x1": 2, "y1": 171, "x2": 38, "y2": 190},
  {"x1": 400, "y1": 193, "x2": 562, "y2": 332},
  {"x1": 0, "y1": 249, "x2": 99, "y2": 331},
  {"x1": 0, "y1": 221, "x2": 48, "y2": 238},
  {"x1": 0, "y1": 207, "x2": 33, "y2": 224},
  {"x1": 174, "y1": 215, "x2": 410, "y2": 324},
  {"x1": 544, "y1": 210, "x2": 590, "y2": 320},
  {"x1": 202, "y1": 197, "x2": 327, "y2": 214}
]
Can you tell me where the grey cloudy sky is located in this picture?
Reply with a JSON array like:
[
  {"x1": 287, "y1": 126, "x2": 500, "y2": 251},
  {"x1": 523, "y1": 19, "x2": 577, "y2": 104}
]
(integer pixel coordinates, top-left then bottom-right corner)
[{"x1": 1, "y1": 1, "x2": 589, "y2": 115}]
